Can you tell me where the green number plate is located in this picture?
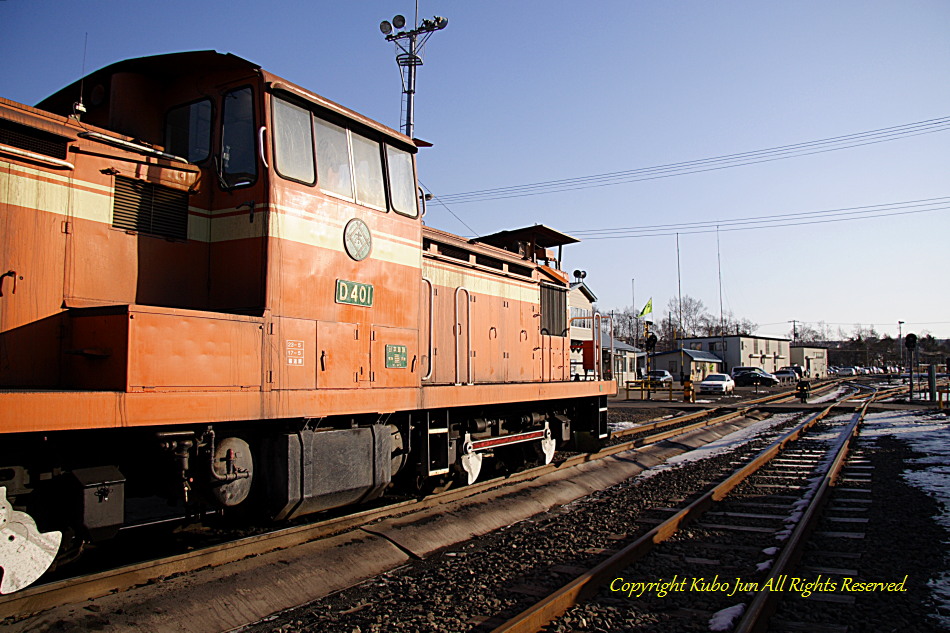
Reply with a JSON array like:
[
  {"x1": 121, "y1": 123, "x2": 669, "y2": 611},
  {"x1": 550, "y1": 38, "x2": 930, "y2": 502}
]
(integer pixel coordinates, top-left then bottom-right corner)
[
  {"x1": 335, "y1": 279, "x2": 374, "y2": 307},
  {"x1": 385, "y1": 344, "x2": 408, "y2": 369}
]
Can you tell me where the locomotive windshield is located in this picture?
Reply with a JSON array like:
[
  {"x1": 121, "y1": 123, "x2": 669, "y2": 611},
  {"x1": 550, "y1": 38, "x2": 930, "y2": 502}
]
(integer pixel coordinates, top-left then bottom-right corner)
[{"x1": 164, "y1": 99, "x2": 212, "y2": 163}]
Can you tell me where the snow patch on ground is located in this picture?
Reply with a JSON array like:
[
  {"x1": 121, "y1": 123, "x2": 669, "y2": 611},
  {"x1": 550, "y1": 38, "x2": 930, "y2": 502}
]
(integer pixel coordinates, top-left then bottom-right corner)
[
  {"x1": 708, "y1": 603, "x2": 745, "y2": 631},
  {"x1": 638, "y1": 413, "x2": 803, "y2": 480}
]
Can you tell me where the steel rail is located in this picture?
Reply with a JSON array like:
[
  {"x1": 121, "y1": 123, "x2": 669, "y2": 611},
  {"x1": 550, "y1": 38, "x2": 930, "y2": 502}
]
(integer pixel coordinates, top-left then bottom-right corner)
[
  {"x1": 2, "y1": 380, "x2": 872, "y2": 620},
  {"x1": 489, "y1": 392, "x2": 861, "y2": 633},
  {"x1": 0, "y1": 399, "x2": 780, "y2": 619},
  {"x1": 611, "y1": 378, "x2": 846, "y2": 441},
  {"x1": 732, "y1": 388, "x2": 883, "y2": 633}
]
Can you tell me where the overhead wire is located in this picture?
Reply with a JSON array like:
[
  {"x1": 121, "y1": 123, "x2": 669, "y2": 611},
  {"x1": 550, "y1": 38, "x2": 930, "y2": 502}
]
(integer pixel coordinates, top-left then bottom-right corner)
[
  {"x1": 566, "y1": 196, "x2": 950, "y2": 239},
  {"x1": 429, "y1": 115, "x2": 950, "y2": 205}
]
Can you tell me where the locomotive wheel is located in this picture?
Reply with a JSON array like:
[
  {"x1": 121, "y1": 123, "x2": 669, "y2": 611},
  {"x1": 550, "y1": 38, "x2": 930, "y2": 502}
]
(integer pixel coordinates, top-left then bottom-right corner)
[
  {"x1": 0, "y1": 486, "x2": 62, "y2": 595},
  {"x1": 414, "y1": 474, "x2": 454, "y2": 496}
]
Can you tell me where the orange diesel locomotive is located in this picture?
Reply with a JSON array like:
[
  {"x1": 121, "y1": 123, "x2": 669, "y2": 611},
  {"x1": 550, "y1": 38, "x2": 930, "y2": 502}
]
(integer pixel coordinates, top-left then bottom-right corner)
[{"x1": 0, "y1": 51, "x2": 614, "y2": 592}]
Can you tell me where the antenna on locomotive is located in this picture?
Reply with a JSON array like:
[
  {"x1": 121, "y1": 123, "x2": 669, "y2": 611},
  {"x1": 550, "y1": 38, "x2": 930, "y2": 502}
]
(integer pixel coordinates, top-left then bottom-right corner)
[
  {"x1": 379, "y1": 3, "x2": 448, "y2": 140},
  {"x1": 72, "y1": 32, "x2": 89, "y2": 121}
]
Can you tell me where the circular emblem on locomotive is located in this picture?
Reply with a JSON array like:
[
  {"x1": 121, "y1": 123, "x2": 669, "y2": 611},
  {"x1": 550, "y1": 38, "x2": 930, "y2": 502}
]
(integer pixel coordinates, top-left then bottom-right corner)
[{"x1": 343, "y1": 218, "x2": 372, "y2": 261}]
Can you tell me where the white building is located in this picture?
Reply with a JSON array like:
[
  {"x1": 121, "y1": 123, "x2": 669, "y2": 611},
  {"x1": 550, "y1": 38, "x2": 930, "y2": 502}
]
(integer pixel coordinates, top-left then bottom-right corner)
[{"x1": 678, "y1": 335, "x2": 792, "y2": 375}]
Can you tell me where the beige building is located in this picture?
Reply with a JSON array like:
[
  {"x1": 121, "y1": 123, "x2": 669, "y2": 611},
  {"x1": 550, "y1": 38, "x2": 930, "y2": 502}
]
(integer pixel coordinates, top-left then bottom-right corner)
[
  {"x1": 790, "y1": 345, "x2": 829, "y2": 378},
  {"x1": 568, "y1": 282, "x2": 597, "y2": 378}
]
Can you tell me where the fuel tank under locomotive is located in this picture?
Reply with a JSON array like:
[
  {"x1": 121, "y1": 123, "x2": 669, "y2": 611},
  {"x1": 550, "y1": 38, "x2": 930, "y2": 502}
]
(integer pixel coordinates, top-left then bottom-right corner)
[{"x1": 264, "y1": 426, "x2": 392, "y2": 520}]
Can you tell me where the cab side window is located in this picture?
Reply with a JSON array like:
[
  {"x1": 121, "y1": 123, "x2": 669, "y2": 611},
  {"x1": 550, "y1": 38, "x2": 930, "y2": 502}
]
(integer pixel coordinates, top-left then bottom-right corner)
[
  {"x1": 314, "y1": 118, "x2": 353, "y2": 199},
  {"x1": 351, "y1": 133, "x2": 385, "y2": 209},
  {"x1": 386, "y1": 145, "x2": 417, "y2": 217},
  {"x1": 272, "y1": 98, "x2": 315, "y2": 184}
]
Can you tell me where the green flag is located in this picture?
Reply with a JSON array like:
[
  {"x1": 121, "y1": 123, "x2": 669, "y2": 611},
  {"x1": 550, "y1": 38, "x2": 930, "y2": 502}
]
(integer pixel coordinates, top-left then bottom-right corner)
[{"x1": 637, "y1": 298, "x2": 653, "y2": 318}]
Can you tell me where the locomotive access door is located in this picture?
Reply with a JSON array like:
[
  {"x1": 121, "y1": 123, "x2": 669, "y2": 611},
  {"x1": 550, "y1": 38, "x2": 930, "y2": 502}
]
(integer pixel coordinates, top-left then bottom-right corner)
[{"x1": 316, "y1": 321, "x2": 367, "y2": 388}]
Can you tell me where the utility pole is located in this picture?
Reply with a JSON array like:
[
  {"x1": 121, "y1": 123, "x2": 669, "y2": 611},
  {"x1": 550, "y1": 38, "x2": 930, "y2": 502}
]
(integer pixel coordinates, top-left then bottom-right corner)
[
  {"x1": 379, "y1": 6, "x2": 448, "y2": 139},
  {"x1": 898, "y1": 321, "x2": 905, "y2": 368},
  {"x1": 789, "y1": 320, "x2": 799, "y2": 341},
  {"x1": 632, "y1": 278, "x2": 637, "y2": 347}
]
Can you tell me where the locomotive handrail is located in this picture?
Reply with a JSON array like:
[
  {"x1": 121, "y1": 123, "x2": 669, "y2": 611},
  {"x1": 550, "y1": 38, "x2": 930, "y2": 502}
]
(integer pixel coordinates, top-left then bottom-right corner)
[
  {"x1": 422, "y1": 277, "x2": 434, "y2": 381},
  {"x1": 77, "y1": 131, "x2": 191, "y2": 164},
  {"x1": 258, "y1": 126, "x2": 269, "y2": 169},
  {"x1": 454, "y1": 286, "x2": 473, "y2": 385},
  {"x1": 0, "y1": 143, "x2": 74, "y2": 169}
]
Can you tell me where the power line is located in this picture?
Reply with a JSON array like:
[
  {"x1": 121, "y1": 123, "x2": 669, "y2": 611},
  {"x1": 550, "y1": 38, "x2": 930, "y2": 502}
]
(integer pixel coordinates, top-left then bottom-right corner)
[
  {"x1": 430, "y1": 115, "x2": 950, "y2": 205},
  {"x1": 568, "y1": 196, "x2": 950, "y2": 240},
  {"x1": 569, "y1": 196, "x2": 950, "y2": 236},
  {"x1": 419, "y1": 180, "x2": 478, "y2": 235}
]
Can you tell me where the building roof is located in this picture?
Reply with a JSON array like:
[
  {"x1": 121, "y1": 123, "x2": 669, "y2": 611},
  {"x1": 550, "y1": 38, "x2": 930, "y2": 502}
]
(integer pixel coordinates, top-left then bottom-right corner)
[
  {"x1": 569, "y1": 281, "x2": 598, "y2": 303},
  {"x1": 651, "y1": 349, "x2": 723, "y2": 363},
  {"x1": 680, "y1": 334, "x2": 791, "y2": 343},
  {"x1": 601, "y1": 333, "x2": 642, "y2": 354}
]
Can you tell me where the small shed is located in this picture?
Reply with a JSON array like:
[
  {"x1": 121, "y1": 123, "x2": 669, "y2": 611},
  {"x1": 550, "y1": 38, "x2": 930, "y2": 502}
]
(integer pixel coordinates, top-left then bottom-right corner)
[{"x1": 650, "y1": 349, "x2": 724, "y2": 383}]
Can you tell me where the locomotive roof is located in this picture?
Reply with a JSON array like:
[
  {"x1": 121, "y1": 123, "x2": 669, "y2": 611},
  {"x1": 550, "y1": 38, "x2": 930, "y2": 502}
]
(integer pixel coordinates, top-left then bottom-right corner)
[
  {"x1": 37, "y1": 51, "x2": 258, "y2": 112},
  {"x1": 35, "y1": 50, "x2": 414, "y2": 151}
]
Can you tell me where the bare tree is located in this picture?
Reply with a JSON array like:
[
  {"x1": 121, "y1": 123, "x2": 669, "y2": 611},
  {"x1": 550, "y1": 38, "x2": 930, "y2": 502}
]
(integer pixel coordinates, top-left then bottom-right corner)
[{"x1": 666, "y1": 295, "x2": 707, "y2": 338}]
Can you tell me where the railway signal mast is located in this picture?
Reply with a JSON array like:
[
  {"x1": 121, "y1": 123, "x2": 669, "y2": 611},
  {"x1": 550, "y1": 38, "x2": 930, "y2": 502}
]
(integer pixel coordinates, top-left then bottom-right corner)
[{"x1": 379, "y1": 8, "x2": 448, "y2": 140}]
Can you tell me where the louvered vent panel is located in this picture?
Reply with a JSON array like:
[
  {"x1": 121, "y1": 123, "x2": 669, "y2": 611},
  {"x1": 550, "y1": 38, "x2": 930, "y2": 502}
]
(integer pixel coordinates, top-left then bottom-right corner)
[
  {"x1": 113, "y1": 176, "x2": 188, "y2": 240},
  {"x1": 0, "y1": 119, "x2": 69, "y2": 159}
]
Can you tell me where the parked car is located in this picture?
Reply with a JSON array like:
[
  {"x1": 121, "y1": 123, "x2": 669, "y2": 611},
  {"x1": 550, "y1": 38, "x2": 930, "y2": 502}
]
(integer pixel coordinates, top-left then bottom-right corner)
[
  {"x1": 837, "y1": 367, "x2": 857, "y2": 376},
  {"x1": 773, "y1": 369, "x2": 799, "y2": 383},
  {"x1": 734, "y1": 369, "x2": 780, "y2": 387},
  {"x1": 730, "y1": 366, "x2": 760, "y2": 378},
  {"x1": 698, "y1": 373, "x2": 736, "y2": 394},
  {"x1": 780, "y1": 365, "x2": 804, "y2": 380},
  {"x1": 646, "y1": 370, "x2": 674, "y2": 384}
]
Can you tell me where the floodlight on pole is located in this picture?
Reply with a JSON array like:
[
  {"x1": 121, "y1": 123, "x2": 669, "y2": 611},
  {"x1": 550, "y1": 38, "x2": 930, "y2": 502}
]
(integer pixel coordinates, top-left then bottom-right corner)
[{"x1": 378, "y1": 9, "x2": 448, "y2": 139}]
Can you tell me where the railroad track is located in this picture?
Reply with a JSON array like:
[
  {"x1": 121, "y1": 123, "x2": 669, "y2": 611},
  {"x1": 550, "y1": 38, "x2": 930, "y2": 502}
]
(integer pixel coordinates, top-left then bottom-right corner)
[
  {"x1": 490, "y1": 386, "x2": 906, "y2": 633},
  {"x1": 0, "y1": 385, "x2": 819, "y2": 623},
  {"x1": 2, "y1": 381, "x2": 901, "y2": 627}
]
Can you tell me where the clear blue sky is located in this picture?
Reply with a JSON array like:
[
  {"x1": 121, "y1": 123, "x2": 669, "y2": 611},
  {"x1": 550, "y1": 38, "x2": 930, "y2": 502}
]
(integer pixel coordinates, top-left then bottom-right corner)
[{"x1": 2, "y1": 1, "x2": 948, "y2": 339}]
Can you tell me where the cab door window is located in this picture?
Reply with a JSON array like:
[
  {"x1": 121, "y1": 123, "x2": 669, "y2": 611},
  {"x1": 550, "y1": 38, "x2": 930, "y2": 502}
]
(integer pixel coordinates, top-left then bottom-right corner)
[{"x1": 220, "y1": 86, "x2": 257, "y2": 188}]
